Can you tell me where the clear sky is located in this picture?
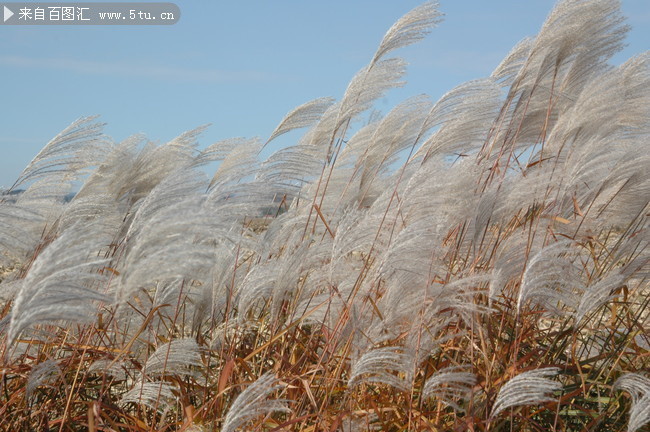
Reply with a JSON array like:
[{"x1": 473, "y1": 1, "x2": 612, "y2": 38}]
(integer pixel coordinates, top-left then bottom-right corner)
[{"x1": 0, "y1": 1, "x2": 648, "y2": 188}]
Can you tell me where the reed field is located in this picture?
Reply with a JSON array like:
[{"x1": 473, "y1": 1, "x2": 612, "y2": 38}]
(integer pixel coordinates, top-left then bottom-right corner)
[{"x1": 0, "y1": 0, "x2": 648, "y2": 430}]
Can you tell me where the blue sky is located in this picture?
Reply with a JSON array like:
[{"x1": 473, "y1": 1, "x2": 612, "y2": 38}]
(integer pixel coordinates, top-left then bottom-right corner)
[{"x1": 0, "y1": 1, "x2": 648, "y2": 188}]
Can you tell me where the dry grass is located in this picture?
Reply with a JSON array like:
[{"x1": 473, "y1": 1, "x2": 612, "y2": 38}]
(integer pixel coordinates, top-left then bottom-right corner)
[{"x1": 0, "y1": 1, "x2": 648, "y2": 431}]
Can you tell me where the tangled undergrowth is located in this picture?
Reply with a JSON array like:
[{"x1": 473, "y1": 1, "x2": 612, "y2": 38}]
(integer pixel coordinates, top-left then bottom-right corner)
[{"x1": 1, "y1": 1, "x2": 648, "y2": 431}]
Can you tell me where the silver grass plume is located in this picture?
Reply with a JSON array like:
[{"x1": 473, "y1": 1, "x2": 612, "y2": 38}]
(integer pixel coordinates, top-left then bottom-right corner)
[
  {"x1": 194, "y1": 136, "x2": 243, "y2": 167},
  {"x1": 71, "y1": 135, "x2": 144, "y2": 204},
  {"x1": 208, "y1": 138, "x2": 261, "y2": 190},
  {"x1": 25, "y1": 359, "x2": 61, "y2": 398},
  {"x1": 575, "y1": 272, "x2": 625, "y2": 324},
  {"x1": 88, "y1": 359, "x2": 127, "y2": 380},
  {"x1": 115, "y1": 167, "x2": 236, "y2": 303},
  {"x1": 237, "y1": 261, "x2": 277, "y2": 321},
  {"x1": 122, "y1": 167, "x2": 207, "y2": 243},
  {"x1": 257, "y1": 141, "x2": 327, "y2": 188},
  {"x1": 1, "y1": 118, "x2": 109, "y2": 265},
  {"x1": 144, "y1": 338, "x2": 203, "y2": 377},
  {"x1": 169, "y1": 124, "x2": 211, "y2": 166},
  {"x1": 106, "y1": 133, "x2": 198, "y2": 206},
  {"x1": 356, "y1": 96, "x2": 433, "y2": 203},
  {"x1": 221, "y1": 372, "x2": 290, "y2": 432},
  {"x1": 349, "y1": 346, "x2": 414, "y2": 392},
  {"x1": 337, "y1": 58, "x2": 407, "y2": 135},
  {"x1": 491, "y1": 37, "x2": 534, "y2": 84},
  {"x1": 57, "y1": 192, "x2": 123, "y2": 234},
  {"x1": 120, "y1": 379, "x2": 178, "y2": 413},
  {"x1": 614, "y1": 373, "x2": 650, "y2": 432},
  {"x1": 152, "y1": 278, "x2": 188, "y2": 309},
  {"x1": 416, "y1": 78, "x2": 501, "y2": 161},
  {"x1": 491, "y1": 367, "x2": 561, "y2": 418},
  {"x1": 11, "y1": 116, "x2": 107, "y2": 190},
  {"x1": 481, "y1": 0, "x2": 629, "y2": 163},
  {"x1": 488, "y1": 233, "x2": 545, "y2": 301},
  {"x1": 371, "y1": 1, "x2": 442, "y2": 66},
  {"x1": 518, "y1": 240, "x2": 582, "y2": 315},
  {"x1": 423, "y1": 366, "x2": 476, "y2": 411},
  {"x1": 115, "y1": 199, "x2": 220, "y2": 303},
  {"x1": 7, "y1": 221, "x2": 112, "y2": 345},
  {"x1": 0, "y1": 203, "x2": 43, "y2": 265},
  {"x1": 266, "y1": 97, "x2": 336, "y2": 145},
  {"x1": 299, "y1": 100, "x2": 342, "y2": 152},
  {"x1": 269, "y1": 237, "x2": 337, "y2": 321}
]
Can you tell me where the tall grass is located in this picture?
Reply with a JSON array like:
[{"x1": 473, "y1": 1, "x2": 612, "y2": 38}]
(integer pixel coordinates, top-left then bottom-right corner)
[{"x1": 1, "y1": 1, "x2": 648, "y2": 430}]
